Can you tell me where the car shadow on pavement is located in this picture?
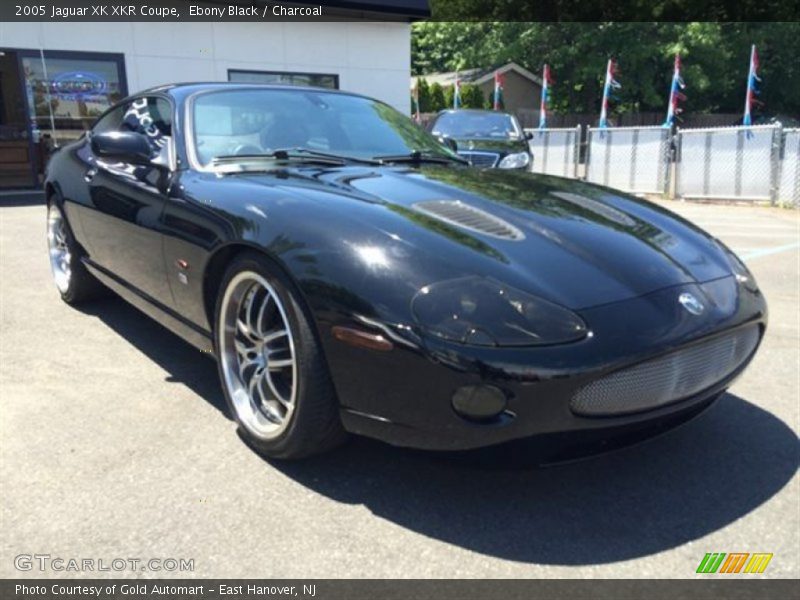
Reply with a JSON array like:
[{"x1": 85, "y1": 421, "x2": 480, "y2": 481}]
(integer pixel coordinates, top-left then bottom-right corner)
[
  {"x1": 77, "y1": 296, "x2": 797, "y2": 566},
  {"x1": 76, "y1": 296, "x2": 230, "y2": 418},
  {"x1": 266, "y1": 393, "x2": 798, "y2": 566}
]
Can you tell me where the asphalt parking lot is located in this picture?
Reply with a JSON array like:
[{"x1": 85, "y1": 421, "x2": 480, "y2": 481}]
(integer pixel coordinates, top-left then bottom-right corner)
[{"x1": 1, "y1": 193, "x2": 798, "y2": 579}]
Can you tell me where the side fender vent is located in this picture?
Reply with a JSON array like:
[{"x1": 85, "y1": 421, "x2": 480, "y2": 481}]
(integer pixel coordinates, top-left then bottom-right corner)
[{"x1": 413, "y1": 200, "x2": 525, "y2": 241}]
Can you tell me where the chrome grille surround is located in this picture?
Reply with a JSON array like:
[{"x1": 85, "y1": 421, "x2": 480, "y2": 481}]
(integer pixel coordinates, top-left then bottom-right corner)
[
  {"x1": 458, "y1": 151, "x2": 500, "y2": 168},
  {"x1": 571, "y1": 326, "x2": 760, "y2": 417},
  {"x1": 412, "y1": 200, "x2": 525, "y2": 240}
]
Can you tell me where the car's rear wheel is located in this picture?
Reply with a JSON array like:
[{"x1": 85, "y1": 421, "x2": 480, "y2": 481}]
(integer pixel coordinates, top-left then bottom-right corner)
[
  {"x1": 47, "y1": 199, "x2": 105, "y2": 304},
  {"x1": 215, "y1": 252, "x2": 346, "y2": 459}
]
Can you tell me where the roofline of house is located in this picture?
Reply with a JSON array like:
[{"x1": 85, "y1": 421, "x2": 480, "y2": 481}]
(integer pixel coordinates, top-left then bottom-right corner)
[
  {"x1": 473, "y1": 62, "x2": 543, "y2": 86},
  {"x1": 412, "y1": 62, "x2": 543, "y2": 88}
]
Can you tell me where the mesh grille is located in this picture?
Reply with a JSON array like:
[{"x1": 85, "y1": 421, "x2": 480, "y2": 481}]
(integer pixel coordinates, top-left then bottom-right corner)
[
  {"x1": 413, "y1": 200, "x2": 525, "y2": 240},
  {"x1": 458, "y1": 151, "x2": 500, "y2": 168},
  {"x1": 571, "y1": 326, "x2": 760, "y2": 416}
]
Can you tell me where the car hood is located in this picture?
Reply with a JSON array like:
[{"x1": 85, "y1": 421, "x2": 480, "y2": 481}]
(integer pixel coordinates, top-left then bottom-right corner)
[{"x1": 236, "y1": 165, "x2": 733, "y2": 310}]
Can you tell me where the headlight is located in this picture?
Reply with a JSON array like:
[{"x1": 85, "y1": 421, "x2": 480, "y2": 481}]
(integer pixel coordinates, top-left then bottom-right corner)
[
  {"x1": 728, "y1": 253, "x2": 756, "y2": 290},
  {"x1": 718, "y1": 241, "x2": 758, "y2": 292},
  {"x1": 411, "y1": 276, "x2": 588, "y2": 347},
  {"x1": 498, "y1": 152, "x2": 530, "y2": 169}
]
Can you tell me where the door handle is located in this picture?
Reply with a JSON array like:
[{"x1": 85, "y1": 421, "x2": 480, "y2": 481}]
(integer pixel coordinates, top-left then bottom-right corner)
[{"x1": 84, "y1": 168, "x2": 97, "y2": 183}]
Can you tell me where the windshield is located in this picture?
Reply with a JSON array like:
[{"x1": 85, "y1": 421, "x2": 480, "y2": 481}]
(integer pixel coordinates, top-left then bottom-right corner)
[
  {"x1": 431, "y1": 112, "x2": 522, "y2": 140},
  {"x1": 191, "y1": 88, "x2": 456, "y2": 166}
]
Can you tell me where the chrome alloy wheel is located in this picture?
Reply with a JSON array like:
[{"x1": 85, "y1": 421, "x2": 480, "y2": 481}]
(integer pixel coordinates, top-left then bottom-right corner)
[
  {"x1": 219, "y1": 271, "x2": 297, "y2": 440},
  {"x1": 47, "y1": 204, "x2": 71, "y2": 293}
]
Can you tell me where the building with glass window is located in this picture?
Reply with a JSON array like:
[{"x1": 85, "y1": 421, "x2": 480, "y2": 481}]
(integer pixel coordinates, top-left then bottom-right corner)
[{"x1": 0, "y1": 1, "x2": 427, "y2": 188}]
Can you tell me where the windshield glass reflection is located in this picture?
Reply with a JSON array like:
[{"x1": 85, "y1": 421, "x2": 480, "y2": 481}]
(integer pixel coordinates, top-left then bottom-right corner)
[{"x1": 192, "y1": 89, "x2": 457, "y2": 166}]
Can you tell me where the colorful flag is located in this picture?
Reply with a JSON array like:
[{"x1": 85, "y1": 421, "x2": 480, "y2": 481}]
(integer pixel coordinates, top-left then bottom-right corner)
[
  {"x1": 663, "y1": 54, "x2": 687, "y2": 127},
  {"x1": 411, "y1": 81, "x2": 420, "y2": 123},
  {"x1": 493, "y1": 71, "x2": 504, "y2": 110},
  {"x1": 539, "y1": 64, "x2": 553, "y2": 130},
  {"x1": 598, "y1": 58, "x2": 621, "y2": 129},
  {"x1": 743, "y1": 44, "x2": 761, "y2": 127},
  {"x1": 453, "y1": 73, "x2": 461, "y2": 109}
]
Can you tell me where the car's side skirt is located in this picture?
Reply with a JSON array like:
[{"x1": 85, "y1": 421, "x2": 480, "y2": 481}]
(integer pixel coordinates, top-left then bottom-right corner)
[{"x1": 82, "y1": 258, "x2": 215, "y2": 354}]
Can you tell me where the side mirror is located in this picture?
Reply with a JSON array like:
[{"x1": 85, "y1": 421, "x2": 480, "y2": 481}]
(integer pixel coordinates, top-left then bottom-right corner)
[
  {"x1": 91, "y1": 131, "x2": 153, "y2": 165},
  {"x1": 525, "y1": 131, "x2": 533, "y2": 140},
  {"x1": 439, "y1": 136, "x2": 458, "y2": 152}
]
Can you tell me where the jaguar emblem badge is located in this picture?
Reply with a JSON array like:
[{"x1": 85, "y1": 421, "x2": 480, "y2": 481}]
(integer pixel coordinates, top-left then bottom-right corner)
[{"x1": 679, "y1": 292, "x2": 705, "y2": 315}]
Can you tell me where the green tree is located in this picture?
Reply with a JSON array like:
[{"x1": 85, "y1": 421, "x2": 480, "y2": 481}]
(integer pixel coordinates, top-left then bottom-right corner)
[
  {"x1": 429, "y1": 82, "x2": 446, "y2": 112},
  {"x1": 462, "y1": 84, "x2": 485, "y2": 108},
  {"x1": 412, "y1": 22, "x2": 800, "y2": 117},
  {"x1": 416, "y1": 78, "x2": 432, "y2": 112},
  {"x1": 443, "y1": 83, "x2": 486, "y2": 110},
  {"x1": 427, "y1": 0, "x2": 798, "y2": 22},
  {"x1": 443, "y1": 84, "x2": 455, "y2": 110},
  {"x1": 412, "y1": 22, "x2": 490, "y2": 75}
]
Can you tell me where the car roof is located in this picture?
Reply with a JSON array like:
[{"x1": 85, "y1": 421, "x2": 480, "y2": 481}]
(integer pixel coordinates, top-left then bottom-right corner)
[
  {"x1": 137, "y1": 81, "x2": 371, "y2": 102},
  {"x1": 437, "y1": 109, "x2": 514, "y2": 117}
]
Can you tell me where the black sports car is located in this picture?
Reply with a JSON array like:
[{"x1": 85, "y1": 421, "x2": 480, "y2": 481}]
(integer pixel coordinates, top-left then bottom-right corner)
[
  {"x1": 45, "y1": 83, "x2": 766, "y2": 460},
  {"x1": 429, "y1": 109, "x2": 533, "y2": 169}
]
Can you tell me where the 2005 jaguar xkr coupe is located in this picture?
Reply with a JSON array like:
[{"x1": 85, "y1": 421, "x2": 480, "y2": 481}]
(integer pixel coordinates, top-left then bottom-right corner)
[{"x1": 45, "y1": 83, "x2": 766, "y2": 459}]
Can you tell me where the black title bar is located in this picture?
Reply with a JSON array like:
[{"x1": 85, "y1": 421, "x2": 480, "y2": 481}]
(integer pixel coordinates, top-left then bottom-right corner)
[
  {"x1": 1, "y1": 0, "x2": 797, "y2": 22},
  {"x1": 1, "y1": 1, "x2": 426, "y2": 22}
]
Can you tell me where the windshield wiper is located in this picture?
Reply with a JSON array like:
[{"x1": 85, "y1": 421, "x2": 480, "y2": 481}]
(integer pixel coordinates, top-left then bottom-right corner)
[
  {"x1": 276, "y1": 148, "x2": 383, "y2": 165},
  {"x1": 212, "y1": 148, "x2": 381, "y2": 167},
  {"x1": 374, "y1": 150, "x2": 468, "y2": 165}
]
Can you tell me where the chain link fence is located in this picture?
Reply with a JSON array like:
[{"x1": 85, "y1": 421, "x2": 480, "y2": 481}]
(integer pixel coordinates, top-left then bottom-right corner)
[
  {"x1": 515, "y1": 123, "x2": 794, "y2": 206},
  {"x1": 777, "y1": 128, "x2": 800, "y2": 207},
  {"x1": 584, "y1": 126, "x2": 671, "y2": 195},
  {"x1": 524, "y1": 126, "x2": 580, "y2": 178},
  {"x1": 675, "y1": 125, "x2": 782, "y2": 203}
]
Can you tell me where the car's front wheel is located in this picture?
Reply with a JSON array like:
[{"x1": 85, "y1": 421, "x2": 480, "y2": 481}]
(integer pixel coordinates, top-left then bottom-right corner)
[
  {"x1": 215, "y1": 252, "x2": 346, "y2": 459},
  {"x1": 47, "y1": 199, "x2": 105, "y2": 304}
]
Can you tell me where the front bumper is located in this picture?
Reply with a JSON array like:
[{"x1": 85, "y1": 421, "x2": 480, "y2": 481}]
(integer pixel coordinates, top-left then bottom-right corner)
[{"x1": 326, "y1": 277, "x2": 767, "y2": 453}]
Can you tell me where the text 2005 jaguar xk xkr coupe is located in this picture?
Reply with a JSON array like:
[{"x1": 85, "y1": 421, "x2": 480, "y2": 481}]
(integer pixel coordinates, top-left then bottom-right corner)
[{"x1": 45, "y1": 83, "x2": 766, "y2": 459}]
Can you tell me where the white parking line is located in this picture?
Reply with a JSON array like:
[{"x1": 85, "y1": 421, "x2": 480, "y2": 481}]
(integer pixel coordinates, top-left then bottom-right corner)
[
  {"x1": 739, "y1": 242, "x2": 800, "y2": 261},
  {"x1": 693, "y1": 223, "x2": 796, "y2": 230}
]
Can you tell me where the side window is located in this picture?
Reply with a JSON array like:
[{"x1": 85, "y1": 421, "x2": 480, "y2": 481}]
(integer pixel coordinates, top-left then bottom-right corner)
[
  {"x1": 120, "y1": 97, "x2": 172, "y2": 154},
  {"x1": 92, "y1": 105, "x2": 125, "y2": 135},
  {"x1": 91, "y1": 97, "x2": 172, "y2": 157}
]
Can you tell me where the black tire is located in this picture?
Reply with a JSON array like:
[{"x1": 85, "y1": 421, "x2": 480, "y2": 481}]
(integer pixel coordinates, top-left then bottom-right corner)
[
  {"x1": 214, "y1": 251, "x2": 347, "y2": 459},
  {"x1": 47, "y1": 195, "x2": 106, "y2": 304}
]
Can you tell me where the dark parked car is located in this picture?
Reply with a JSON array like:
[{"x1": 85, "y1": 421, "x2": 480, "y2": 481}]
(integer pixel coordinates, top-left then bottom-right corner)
[
  {"x1": 45, "y1": 83, "x2": 766, "y2": 460},
  {"x1": 429, "y1": 109, "x2": 533, "y2": 169}
]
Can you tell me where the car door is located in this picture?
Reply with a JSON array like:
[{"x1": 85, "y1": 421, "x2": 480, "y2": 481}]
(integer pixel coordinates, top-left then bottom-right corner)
[{"x1": 79, "y1": 95, "x2": 176, "y2": 309}]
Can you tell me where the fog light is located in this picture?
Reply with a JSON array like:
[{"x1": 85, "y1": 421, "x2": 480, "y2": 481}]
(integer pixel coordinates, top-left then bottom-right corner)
[{"x1": 452, "y1": 385, "x2": 507, "y2": 421}]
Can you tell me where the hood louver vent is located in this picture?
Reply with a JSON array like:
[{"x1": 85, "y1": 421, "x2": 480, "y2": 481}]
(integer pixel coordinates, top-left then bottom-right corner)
[{"x1": 413, "y1": 200, "x2": 525, "y2": 241}]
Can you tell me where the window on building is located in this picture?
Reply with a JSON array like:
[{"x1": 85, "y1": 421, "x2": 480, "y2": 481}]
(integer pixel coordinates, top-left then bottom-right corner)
[
  {"x1": 21, "y1": 52, "x2": 127, "y2": 145},
  {"x1": 2, "y1": 49, "x2": 127, "y2": 187},
  {"x1": 0, "y1": 49, "x2": 32, "y2": 188},
  {"x1": 228, "y1": 69, "x2": 339, "y2": 90}
]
